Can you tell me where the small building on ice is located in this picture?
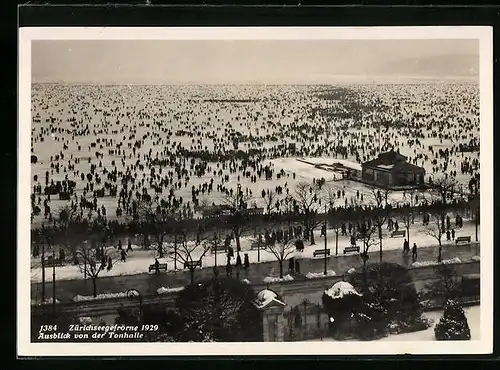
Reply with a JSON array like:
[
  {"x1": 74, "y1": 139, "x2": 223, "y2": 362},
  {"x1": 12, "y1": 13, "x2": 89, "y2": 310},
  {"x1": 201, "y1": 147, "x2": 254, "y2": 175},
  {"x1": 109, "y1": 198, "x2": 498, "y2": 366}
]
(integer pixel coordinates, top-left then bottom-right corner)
[{"x1": 361, "y1": 149, "x2": 425, "y2": 187}]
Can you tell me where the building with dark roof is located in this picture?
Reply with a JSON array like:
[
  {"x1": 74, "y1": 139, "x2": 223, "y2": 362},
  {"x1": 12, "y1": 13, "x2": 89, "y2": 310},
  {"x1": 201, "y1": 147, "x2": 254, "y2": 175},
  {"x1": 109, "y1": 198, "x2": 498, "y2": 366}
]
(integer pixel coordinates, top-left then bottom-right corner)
[{"x1": 361, "y1": 149, "x2": 425, "y2": 187}]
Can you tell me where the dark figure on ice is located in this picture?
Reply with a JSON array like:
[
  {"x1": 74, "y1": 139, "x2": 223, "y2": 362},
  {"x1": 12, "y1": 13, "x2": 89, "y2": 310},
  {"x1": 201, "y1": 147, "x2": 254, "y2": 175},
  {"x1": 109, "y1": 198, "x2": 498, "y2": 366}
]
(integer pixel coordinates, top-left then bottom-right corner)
[
  {"x1": 294, "y1": 260, "x2": 301, "y2": 275},
  {"x1": 295, "y1": 239, "x2": 304, "y2": 252},
  {"x1": 403, "y1": 239, "x2": 410, "y2": 255},
  {"x1": 446, "y1": 215, "x2": 451, "y2": 230},
  {"x1": 289, "y1": 257, "x2": 295, "y2": 274},
  {"x1": 243, "y1": 253, "x2": 249, "y2": 269},
  {"x1": 350, "y1": 235, "x2": 356, "y2": 246},
  {"x1": 107, "y1": 256, "x2": 113, "y2": 271},
  {"x1": 120, "y1": 249, "x2": 127, "y2": 262},
  {"x1": 59, "y1": 249, "x2": 65, "y2": 262},
  {"x1": 127, "y1": 239, "x2": 133, "y2": 252},
  {"x1": 226, "y1": 261, "x2": 232, "y2": 276},
  {"x1": 118, "y1": 240, "x2": 122, "y2": 250},
  {"x1": 320, "y1": 224, "x2": 326, "y2": 237},
  {"x1": 227, "y1": 246, "x2": 234, "y2": 259},
  {"x1": 446, "y1": 230, "x2": 451, "y2": 241},
  {"x1": 451, "y1": 229, "x2": 456, "y2": 240},
  {"x1": 154, "y1": 258, "x2": 160, "y2": 274},
  {"x1": 412, "y1": 243, "x2": 418, "y2": 262},
  {"x1": 236, "y1": 254, "x2": 242, "y2": 268}
]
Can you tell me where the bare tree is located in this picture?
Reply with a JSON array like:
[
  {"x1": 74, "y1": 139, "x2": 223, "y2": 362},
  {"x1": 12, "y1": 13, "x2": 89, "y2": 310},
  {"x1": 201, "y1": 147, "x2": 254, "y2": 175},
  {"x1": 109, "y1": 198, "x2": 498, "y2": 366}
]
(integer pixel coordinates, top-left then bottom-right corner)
[
  {"x1": 171, "y1": 226, "x2": 212, "y2": 284},
  {"x1": 323, "y1": 186, "x2": 341, "y2": 255},
  {"x1": 467, "y1": 179, "x2": 480, "y2": 242},
  {"x1": 425, "y1": 213, "x2": 445, "y2": 263},
  {"x1": 294, "y1": 181, "x2": 322, "y2": 245},
  {"x1": 430, "y1": 176, "x2": 459, "y2": 230},
  {"x1": 76, "y1": 223, "x2": 119, "y2": 298},
  {"x1": 398, "y1": 189, "x2": 420, "y2": 249},
  {"x1": 369, "y1": 188, "x2": 392, "y2": 263},
  {"x1": 56, "y1": 203, "x2": 83, "y2": 263},
  {"x1": 222, "y1": 185, "x2": 252, "y2": 254},
  {"x1": 264, "y1": 229, "x2": 297, "y2": 278},
  {"x1": 261, "y1": 188, "x2": 279, "y2": 215},
  {"x1": 136, "y1": 198, "x2": 180, "y2": 258},
  {"x1": 349, "y1": 198, "x2": 379, "y2": 292}
]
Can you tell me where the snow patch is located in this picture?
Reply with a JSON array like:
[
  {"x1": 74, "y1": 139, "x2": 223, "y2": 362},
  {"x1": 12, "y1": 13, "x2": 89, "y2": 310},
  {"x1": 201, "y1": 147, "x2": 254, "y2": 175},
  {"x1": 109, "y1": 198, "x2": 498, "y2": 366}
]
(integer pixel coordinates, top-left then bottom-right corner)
[
  {"x1": 156, "y1": 286, "x2": 185, "y2": 295},
  {"x1": 471, "y1": 255, "x2": 480, "y2": 262},
  {"x1": 324, "y1": 281, "x2": 362, "y2": 299},
  {"x1": 31, "y1": 297, "x2": 60, "y2": 305},
  {"x1": 305, "y1": 270, "x2": 336, "y2": 279},
  {"x1": 347, "y1": 268, "x2": 356, "y2": 274},
  {"x1": 263, "y1": 274, "x2": 294, "y2": 283},
  {"x1": 241, "y1": 278, "x2": 251, "y2": 284},
  {"x1": 72, "y1": 290, "x2": 140, "y2": 302},
  {"x1": 411, "y1": 257, "x2": 462, "y2": 268},
  {"x1": 78, "y1": 316, "x2": 92, "y2": 325}
]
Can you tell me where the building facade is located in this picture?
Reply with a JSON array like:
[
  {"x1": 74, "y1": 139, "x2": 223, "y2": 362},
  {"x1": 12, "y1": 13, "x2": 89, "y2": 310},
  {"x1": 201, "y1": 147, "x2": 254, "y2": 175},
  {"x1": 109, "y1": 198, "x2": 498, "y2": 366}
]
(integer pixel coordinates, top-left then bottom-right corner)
[{"x1": 361, "y1": 150, "x2": 425, "y2": 187}]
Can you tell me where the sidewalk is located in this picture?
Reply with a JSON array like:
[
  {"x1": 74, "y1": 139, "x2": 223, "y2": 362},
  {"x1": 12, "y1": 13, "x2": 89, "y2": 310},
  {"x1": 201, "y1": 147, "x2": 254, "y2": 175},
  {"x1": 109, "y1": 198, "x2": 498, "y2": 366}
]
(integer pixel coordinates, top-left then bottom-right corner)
[{"x1": 30, "y1": 220, "x2": 479, "y2": 284}]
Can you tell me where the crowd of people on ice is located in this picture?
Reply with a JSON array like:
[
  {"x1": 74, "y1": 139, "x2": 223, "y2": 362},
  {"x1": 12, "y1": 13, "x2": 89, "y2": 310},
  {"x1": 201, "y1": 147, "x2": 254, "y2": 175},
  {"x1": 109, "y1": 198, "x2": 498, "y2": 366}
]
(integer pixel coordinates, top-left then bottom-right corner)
[{"x1": 30, "y1": 84, "x2": 479, "y2": 251}]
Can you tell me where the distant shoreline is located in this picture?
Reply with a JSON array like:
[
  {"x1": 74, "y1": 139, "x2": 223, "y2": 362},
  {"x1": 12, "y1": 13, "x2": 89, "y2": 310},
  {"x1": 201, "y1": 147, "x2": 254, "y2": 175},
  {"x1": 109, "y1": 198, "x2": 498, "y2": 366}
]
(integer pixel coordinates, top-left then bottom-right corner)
[{"x1": 31, "y1": 78, "x2": 479, "y2": 87}]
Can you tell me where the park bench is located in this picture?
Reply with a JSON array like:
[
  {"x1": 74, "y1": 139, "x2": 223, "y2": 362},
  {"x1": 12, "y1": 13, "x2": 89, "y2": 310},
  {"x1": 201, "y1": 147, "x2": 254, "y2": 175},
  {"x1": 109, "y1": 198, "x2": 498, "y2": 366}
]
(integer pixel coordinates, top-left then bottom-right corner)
[
  {"x1": 390, "y1": 230, "x2": 406, "y2": 238},
  {"x1": 343, "y1": 246, "x2": 360, "y2": 254},
  {"x1": 313, "y1": 249, "x2": 330, "y2": 257},
  {"x1": 456, "y1": 236, "x2": 472, "y2": 244},
  {"x1": 184, "y1": 260, "x2": 202, "y2": 269},
  {"x1": 148, "y1": 263, "x2": 168, "y2": 273},
  {"x1": 210, "y1": 245, "x2": 226, "y2": 254},
  {"x1": 250, "y1": 241, "x2": 266, "y2": 250},
  {"x1": 43, "y1": 257, "x2": 63, "y2": 267}
]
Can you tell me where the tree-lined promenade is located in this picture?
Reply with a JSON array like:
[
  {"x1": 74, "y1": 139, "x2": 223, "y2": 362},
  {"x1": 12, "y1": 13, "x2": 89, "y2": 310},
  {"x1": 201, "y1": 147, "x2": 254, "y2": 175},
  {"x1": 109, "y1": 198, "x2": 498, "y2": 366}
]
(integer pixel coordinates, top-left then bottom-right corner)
[
  {"x1": 31, "y1": 239, "x2": 479, "y2": 303},
  {"x1": 31, "y1": 173, "x2": 479, "y2": 303}
]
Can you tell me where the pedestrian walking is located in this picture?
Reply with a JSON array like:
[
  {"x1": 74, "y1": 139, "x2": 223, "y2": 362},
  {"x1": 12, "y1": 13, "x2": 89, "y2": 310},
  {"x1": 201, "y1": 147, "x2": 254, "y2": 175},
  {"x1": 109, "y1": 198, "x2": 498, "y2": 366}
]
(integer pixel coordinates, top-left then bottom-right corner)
[
  {"x1": 446, "y1": 230, "x2": 451, "y2": 241},
  {"x1": 107, "y1": 256, "x2": 113, "y2": 271},
  {"x1": 289, "y1": 257, "x2": 295, "y2": 274},
  {"x1": 403, "y1": 239, "x2": 409, "y2": 255},
  {"x1": 243, "y1": 253, "x2": 250, "y2": 269},
  {"x1": 118, "y1": 239, "x2": 122, "y2": 250},
  {"x1": 295, "y1": 260, "x2": 301, "y2": 275},
  {"x1": 127, "y1": 239, "x2": 133, "y2": 252},
  {"x1": 154, "y1": 258, "x2": 160, "y2": 274},
  {"x1": 236, "y1": 254, "x2": 242, "y2": 268},
  {"x1": 412, "y1": 243, "x2": 418, "y2": 262},
  {"x1": 120, "y1": 249, "x2": 127, "y2": 262},
  {"x1": 451, "y1": 229, "x2": 455, "y2": 240},
  {"x1": 321, "y1": 224, "x2": 326, "y2": 237}
]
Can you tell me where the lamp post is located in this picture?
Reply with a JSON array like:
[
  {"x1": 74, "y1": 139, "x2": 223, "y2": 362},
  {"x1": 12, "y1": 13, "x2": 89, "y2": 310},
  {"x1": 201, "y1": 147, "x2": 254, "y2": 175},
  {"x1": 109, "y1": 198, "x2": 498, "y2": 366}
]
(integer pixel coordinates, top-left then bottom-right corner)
[
  {"x1": 323, "y1": 204, "x2": 328, "y2": 276},
  {"x1": 127, "y1": 289, "x2": 143, "y2": 324},
  {"x1": 49, "y1": 237, "x2": 56, "y2": 315},
  {"x1": 40, "y1": 237, "x2": 46, "y2": 302}
]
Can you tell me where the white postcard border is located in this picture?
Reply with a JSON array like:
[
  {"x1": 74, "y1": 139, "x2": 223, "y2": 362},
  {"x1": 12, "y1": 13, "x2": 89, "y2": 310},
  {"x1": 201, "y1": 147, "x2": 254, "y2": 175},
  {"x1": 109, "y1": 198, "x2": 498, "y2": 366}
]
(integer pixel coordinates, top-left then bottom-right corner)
[{"x1": 18, "y1": 26, "x2": 494, "y2": 356}]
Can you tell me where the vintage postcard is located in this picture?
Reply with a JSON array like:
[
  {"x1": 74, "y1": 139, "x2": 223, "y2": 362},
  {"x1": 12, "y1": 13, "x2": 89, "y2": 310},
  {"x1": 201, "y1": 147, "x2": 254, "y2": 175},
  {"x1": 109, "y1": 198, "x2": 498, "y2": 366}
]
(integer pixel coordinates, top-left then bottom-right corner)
[{"x1": 18, "y1": 26, "x2": 493, "y2": 356}]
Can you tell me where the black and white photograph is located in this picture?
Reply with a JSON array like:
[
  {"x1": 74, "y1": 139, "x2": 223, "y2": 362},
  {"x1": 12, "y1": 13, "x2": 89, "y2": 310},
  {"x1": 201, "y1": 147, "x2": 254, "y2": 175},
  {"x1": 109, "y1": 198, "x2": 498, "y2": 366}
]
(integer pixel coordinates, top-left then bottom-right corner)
[{"x1": 18, "y1": 27, "x2": 493, "y2": 356}]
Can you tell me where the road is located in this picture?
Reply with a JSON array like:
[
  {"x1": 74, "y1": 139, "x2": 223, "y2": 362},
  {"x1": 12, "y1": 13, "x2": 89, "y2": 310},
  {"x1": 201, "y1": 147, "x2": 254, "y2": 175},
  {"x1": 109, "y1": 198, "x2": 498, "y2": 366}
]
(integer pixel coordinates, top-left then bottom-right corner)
[
  {"x1": 31, "y1": 242, "x2": 480, "y2": 303},
  {"x1": 32, "y1": 260, "x2": 480, "y2": 319}
]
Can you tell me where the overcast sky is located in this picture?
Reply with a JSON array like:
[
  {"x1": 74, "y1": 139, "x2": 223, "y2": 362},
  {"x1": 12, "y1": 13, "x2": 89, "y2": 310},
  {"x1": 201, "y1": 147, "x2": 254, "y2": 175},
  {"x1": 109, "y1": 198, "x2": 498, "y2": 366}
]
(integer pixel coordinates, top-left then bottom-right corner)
[{"x1": 31, "y1": 39, "x2": 479, "y2": 84}]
